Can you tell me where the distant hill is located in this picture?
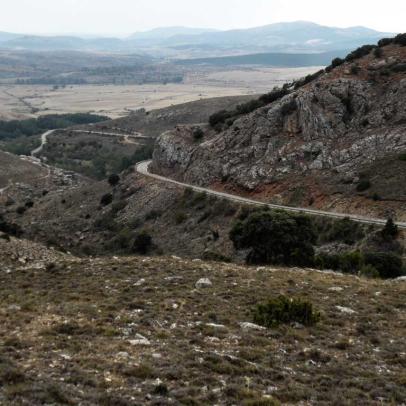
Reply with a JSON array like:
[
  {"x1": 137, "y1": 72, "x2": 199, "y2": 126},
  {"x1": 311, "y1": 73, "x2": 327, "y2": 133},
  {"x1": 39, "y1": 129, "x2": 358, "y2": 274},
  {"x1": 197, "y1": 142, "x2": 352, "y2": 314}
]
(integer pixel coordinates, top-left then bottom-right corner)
[
  {"x1": 0, "y1": 31, "x2": 21, "y2": 43},
  {"x1": 128, "y1": 26, "x2": 218, "y2": 41},
  {"x1": 0, "y1": 22, "x2": 393, "y2": 56},
  {"x1": 176, "y1": 50, "x2": 348, "y2": 67}
]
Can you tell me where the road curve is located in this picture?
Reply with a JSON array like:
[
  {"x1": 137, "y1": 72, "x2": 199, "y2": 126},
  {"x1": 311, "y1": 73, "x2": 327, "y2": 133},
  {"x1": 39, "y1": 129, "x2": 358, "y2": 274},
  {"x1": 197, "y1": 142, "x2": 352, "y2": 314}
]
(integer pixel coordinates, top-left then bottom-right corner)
[
  {"x1": 136, "y1": 160, "x2": 406, "y2": 230},
  {"x1": 31, "y1": 129, "x2": 55, "y2": 157}
]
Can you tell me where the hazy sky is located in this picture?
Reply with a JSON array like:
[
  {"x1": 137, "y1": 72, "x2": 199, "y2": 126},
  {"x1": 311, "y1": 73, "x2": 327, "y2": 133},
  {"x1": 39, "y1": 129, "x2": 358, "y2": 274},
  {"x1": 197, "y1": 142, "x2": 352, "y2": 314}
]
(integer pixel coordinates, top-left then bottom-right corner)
[{"x1": 1, "y1": 0, "x2": 404, "y2": 36}]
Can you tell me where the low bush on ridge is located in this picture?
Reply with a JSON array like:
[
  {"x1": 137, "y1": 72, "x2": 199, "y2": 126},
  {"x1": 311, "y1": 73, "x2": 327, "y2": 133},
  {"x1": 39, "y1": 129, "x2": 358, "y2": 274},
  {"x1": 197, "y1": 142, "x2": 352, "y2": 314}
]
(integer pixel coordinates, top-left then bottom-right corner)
[{"x1": 253, "y1": 296, "x2": 320, "y2": 328}]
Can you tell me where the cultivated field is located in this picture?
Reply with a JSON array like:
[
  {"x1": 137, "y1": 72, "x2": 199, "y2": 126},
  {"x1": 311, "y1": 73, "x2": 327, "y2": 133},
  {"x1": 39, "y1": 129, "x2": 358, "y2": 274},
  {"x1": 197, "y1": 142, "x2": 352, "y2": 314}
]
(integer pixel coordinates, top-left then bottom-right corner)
[{"x1": 0, "y1": 66, "x2": 321, "y2": 120}]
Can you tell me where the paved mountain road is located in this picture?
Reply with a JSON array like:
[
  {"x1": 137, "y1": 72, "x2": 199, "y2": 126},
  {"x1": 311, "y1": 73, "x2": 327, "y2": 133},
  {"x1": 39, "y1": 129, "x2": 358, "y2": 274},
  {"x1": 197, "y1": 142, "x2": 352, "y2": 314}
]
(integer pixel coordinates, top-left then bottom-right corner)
[{"x1": 136, "y1": 160, "x2": 406, "y2": 230}]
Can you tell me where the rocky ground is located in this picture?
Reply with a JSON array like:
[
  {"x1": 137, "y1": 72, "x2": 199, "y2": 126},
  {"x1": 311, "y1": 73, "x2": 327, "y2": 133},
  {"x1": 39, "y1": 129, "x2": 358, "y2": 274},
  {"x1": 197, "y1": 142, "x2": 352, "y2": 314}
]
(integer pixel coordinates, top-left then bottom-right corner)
[{"x1": 0, "y1": 250, "x2": 405, "y2": 405}]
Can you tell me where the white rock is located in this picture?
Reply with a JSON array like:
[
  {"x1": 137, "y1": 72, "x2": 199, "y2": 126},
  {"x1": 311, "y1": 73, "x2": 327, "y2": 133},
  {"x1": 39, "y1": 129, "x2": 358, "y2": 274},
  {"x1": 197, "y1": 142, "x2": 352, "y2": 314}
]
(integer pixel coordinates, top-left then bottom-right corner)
[
  {"x1": 206, "y1": 323, "x2": 226, "y2": 329},
  {"x1": 129, "y1": 334, "x2": 150, "y2": 346},
  {"x1": 195, "y1": 278, "x2": 212, "y2": 288},
  {"x1": 393, "y1": 276, "x2": 406, "y2": 282},
  {"x1": 134, "y1": 278, "x2": 146, "y2": 286},
  {"x1": 328, "y1": 287, "x2": 344, "y2": 292},
  {"x1": 239, "y1": 322, "x2": 266, "y2": 331},
  {"x1": 336, "y1": 306, "x2": 356, "y2": 314}
]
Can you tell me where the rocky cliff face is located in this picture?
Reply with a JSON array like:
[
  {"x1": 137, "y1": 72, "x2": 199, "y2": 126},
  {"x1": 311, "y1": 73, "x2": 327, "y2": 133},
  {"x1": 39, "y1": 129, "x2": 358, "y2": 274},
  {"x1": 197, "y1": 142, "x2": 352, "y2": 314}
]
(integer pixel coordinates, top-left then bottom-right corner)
[{"x1": 152, "y1": 44, "x2": 406, "y2": 218}]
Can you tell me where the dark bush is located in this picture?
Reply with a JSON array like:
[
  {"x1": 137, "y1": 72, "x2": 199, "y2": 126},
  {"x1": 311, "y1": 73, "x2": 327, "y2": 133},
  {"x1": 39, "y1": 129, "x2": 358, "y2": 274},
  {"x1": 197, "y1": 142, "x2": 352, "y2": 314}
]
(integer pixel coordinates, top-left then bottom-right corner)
[
  {"x1": 345, "y1": 45, "x2": 376, "y2": 62},
  {"x1": 356, "y1": 179, "x2": 371, "y2": 192},
  {"x1": 100, "y1": 193, "x2": 113, "y2": 206},
  {"x1": 145, "y1": 210, "x2": 162, "y2": 221},
  {"x1": 378, "y1": 38, "x2": 394, "y2": 47},
  {"x1": 394, "y1": 33, "x2": 406, "y2": 46},
  {"x1": 280, "y1": 99, "x2": 297, "y2": 116},
  {"x1": 293, "y1": 70, "x2": 324, "y2": 89},
  {"x1": 253, "y1": 296, "x2": 320, "y2": 328},
  {"x1": 315, "y1": 251, "x2": 363, "y2": 274},
  {"x1": 350, "y1": 65, "x2": 361, "y2": 75},
  {"x1": 374, "y1": 47, "x2": 383, "y2": 58},
  {"x1": 363, "y1": 252, "x2": 403, "y2": 279},
  {"x1": 208, "y1": 87, "x2": 290, "y2": 128},
  {"x1": 381, "y1": 218, "x2": 399, "y2": 240},
  {"x1": 399, "y1": 152, "x2": 406, "y2": 161},
  {"x1": 259, "y1": 87, "x2": 290, "y2": 104},
  {"x1": 209, "y1": 110, "x2": 232, "y2": 127},
  {"x1": 192, "y1": 127, "x2": 204, "y2": 141},
  {"x1": 323, "y1": 217, "x2": 364, "y2": 245},
  {"x1": 331, "y1": 58, "x2": 344, "y2": 68},
  {"x1": 108, "y1": 174, "x2": 120, "y2": 187},
  {"x1": 132, "y1": 231, "x2": 152, "y2": 255},
  {"x1": 391, "y1": 63, "x2": 406, "y2": 73},
  {"x1": 16, "y1": 206, "x2": 26, "y2": 215},
  {"x1": 230, "y1": 210, "x2": 316, "y2": 266},
  {"x1": 0, "y1": 215, "x2": 22, "y2": 237}
]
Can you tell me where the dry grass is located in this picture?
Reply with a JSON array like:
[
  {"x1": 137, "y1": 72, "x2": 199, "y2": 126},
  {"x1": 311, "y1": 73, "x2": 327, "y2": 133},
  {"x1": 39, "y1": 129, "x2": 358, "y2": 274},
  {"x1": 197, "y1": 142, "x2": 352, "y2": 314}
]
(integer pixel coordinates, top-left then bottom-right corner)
[
  {"x1": 0, "y1": 254, "x2": 405, "y2": 405},
  {"x1": 0, "y1": 66, "x2": 319, "y2": 120}
]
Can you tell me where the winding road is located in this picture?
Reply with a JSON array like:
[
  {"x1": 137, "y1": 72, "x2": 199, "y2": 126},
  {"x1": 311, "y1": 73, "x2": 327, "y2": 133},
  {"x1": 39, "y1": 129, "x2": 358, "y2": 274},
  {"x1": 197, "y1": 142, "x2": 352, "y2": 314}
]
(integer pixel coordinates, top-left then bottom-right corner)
[
  {"x1": 136, "y1": 160, "x2": 406, "y2": 230},
  {"x1": 31, "y1": 129, "x2": 55, "y2": 157}
]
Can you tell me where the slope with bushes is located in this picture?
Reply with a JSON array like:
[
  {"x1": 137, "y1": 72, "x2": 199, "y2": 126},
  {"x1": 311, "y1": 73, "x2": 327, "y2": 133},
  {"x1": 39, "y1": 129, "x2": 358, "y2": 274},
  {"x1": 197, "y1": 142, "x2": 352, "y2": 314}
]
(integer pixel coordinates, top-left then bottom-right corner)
[{"x1": 152, "y1": 36, "x2": 406, "y2": 221}]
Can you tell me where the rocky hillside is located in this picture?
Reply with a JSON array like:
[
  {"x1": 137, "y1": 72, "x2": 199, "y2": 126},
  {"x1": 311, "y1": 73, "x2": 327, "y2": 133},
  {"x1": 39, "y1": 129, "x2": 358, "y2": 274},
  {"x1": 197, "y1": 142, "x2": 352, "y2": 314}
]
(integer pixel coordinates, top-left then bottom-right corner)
[{"x1": 152, "y1": 41, "x2": 406, "y2": 221}]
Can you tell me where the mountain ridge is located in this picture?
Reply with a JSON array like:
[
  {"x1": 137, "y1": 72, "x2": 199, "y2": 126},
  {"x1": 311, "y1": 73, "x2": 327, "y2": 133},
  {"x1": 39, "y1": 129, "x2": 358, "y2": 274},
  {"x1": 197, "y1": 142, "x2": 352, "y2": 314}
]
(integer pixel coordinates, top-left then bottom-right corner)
[{"x1": 0, "y1": 21, "x2": 393, "y2": 55}]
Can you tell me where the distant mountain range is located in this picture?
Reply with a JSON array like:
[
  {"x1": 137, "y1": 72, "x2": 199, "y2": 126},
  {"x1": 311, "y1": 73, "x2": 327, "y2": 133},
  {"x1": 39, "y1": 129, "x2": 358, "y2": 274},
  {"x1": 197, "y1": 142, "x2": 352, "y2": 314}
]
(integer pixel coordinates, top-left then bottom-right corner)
[{"x1": 0, "y1": 22, "x2": 394, "y2": 57}]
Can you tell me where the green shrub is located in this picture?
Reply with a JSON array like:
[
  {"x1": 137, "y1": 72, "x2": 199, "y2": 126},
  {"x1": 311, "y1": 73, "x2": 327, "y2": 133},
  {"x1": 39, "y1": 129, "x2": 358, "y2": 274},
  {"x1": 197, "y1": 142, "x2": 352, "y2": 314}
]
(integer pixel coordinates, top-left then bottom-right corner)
[
  {"x1": 253, "y1": 296, "x2": 320, "y2": 328},
  {"x1": 345, "y1": 45, "x2": 376, "y2": 62},
  {"x1": 174, "y1": 211, "x2": 187, "y2": 224},
  {"x1": 208, "y1": 87, "x2": 290, "y2": 128},
  {"x1": 394, "y1": 33, "x2": 406, "y2": 46},
  {"x1": 391, "y1": 63, "x2": 406, "y2": 73},
  {"x1": 315, "y1": 251, "x2": 362, "y2": 274},
  {"x1": 381, "y1": 218, "x2": 399, "y2": 240},
  {"x1": 16, "y1": 206, "x2": 26, "y2": 215},
  {"x1": 145, "y1": 210, "x2": 162, "y2": 221},
  {"x1": 356, "y1": 179, "x2": 371, "y2": 192},
  {"x1": 192, "y1": 127, "x2": 204, "y2": 141},
  {"x1": 230, "y1": 210, "x2": 316, "y2": 266},
  {"x1": 132, "y1": 231, "x2": 152, "y2": 255},
  {"x1": 209, "y1": 110, "x2": 232, "y2": 127},
  {"x1": 322, "y1": 217, "x2": 364, "y2": 245},
  {"x1": 0, "y1": 215, "x2": 22, "y2": 237},
  {"x1": 293, "y1": 70, "x2": 324, "y2": 89},
  {"x1": 108, "y1": 173, "x2": 120, "y2": 186},
  {"x1": 100, "y1": 193, "x2": 113, "y2": 206},
  {"x1": 359, "y1": 265, "x2": 380, "y2": 278},
  {"x1": 378, "y1": 38, "x2": 394, "y2": 47},
  {"x1": 350, "y1": 65, "x2": 361, "y2": 75},
  {"x1": 339, "y1": 251, "x2": 363, "y2": 274},
  {"x1": 314, "y1": 253, "x2": 342, "y2": 271},
  {"x1": 374, "y1": 47, "x2": 383, "y2": 58},
  {"x1": 399, "y1": 152, "x2": 406, "y2": 161},
  {"x1": 280, "y1": 99, "x2": 297, "y2": 116},
  {"x1": 331, "y1": 57, "x2": 344, "y2": 68},
  {"x1": 363, "y1": 252, "x2": 404, "y2": 279},
  {"x1": 109, "y1": 228, "x2": 134, "y2": 250},
  {"x1": 202, "y1": 251, "x2": 231, "y2": 263}
]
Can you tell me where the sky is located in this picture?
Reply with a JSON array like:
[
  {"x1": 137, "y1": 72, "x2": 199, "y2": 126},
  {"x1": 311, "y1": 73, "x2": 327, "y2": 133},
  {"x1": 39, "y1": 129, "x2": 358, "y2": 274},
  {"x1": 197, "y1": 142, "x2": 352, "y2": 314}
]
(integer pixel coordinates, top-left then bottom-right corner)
[{"x1": 0, "y1": 0, "x2": 404, "y2": 36}]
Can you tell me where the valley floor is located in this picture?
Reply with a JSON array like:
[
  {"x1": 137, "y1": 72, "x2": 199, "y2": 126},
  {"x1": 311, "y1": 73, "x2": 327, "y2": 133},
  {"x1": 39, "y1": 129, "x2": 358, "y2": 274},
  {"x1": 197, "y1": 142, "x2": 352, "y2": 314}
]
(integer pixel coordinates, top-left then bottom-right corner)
[
  {"x1": 0, "y1": 67, "x2": 320, "y2": 120},
  {"x1": 1, "y1": 249, "x2": 405, "y2": 405}
]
